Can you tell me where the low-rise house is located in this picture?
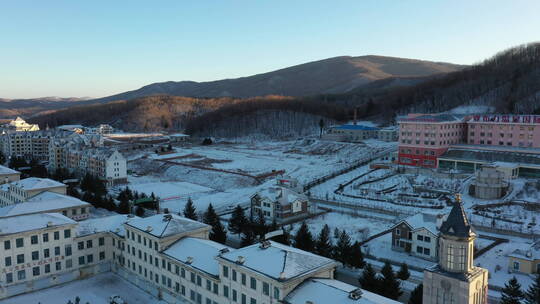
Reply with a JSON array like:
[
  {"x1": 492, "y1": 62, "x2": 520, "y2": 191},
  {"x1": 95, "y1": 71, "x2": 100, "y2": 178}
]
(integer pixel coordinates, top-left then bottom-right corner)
[
  {"x1": 323, "y1": 124, "x2": 380, "y2": 142},
  {"x1": 376, "y1": 127, "x2": 398, "y2": 142},
  {"x1": 0, "y1": 192, "x2": 91, "y2": 220},
  {"x1": 0, "y1": 177, "x2": 67, "y2": 206},
  {"x1": 0, "y1": 165, "x2": 20, "y2": 184},
  {"x1": 250, "y1": 187, "x2": 311, "y2": 224},
  {"x1": 169, "y1": 133, "x2": 190, "y2": 143},
  {"x1": 391, "y1": 212, "x2": 445, "y2": 261},
  {"x1": 508, "y1": 241, "x2": 540, "y2": 274}
]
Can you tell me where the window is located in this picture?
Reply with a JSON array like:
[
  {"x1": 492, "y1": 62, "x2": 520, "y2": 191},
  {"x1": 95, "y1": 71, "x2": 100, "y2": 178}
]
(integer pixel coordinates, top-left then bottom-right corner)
[
  {"x1": 197, "y1": 275, "x2": 202, "y2": 286},
  {"x1": 190, "y1": 272, "x2": 196, "y2": 283},
  {"x1": 232, "y1": 269, "x2": 237, "y2": 281},
  {"x1": 424, "y1": 236, "x2": 431, "y2": 243},
  {"x1": 250, "y1": 298, "x2": 256, "y2": 304},
  {"x1": 241, "y1": 273, "x2": 246, "y2": 285},
  {"x1": 43, "y1": 233, "x2": 49, "y2": 242},
  {"x1": 64, "y1": 229, "x2": 71, "y2": 238},
  {"x1": 213, "y1": 283, "x2": 218, "y2": 294},
  {"x1": 250, "y1": 277, "x2": 256, "y2": 290},
  {"x1": 79, "y1": 256, "x2": 85, "y2": 265},
  {"x1": 17, "y1": 270, "x2": 26, "y2": 280},
  {"x1": 274, "y1": 287, "x2": 280, "y2": 299},
  {"x1": 513, "y1": 261, "x2": 520, "y2": 271},
  {"x1": 223, "y1": 265, "x2": 229, "y2": 277},
  {"x1": 55, "y1": 246, "x2": 60, "y2": 256},
  {"x1": 78, "y1": 241, "x2": 84, "y2": 250},
  {"x1": 232, "y1": 289, "x2": 237, "y2": 301},
  {"x1": 416, "y1": 246, "x2": 423, "y2": 254},
  {"x1": 86, "y1": 240, "x2": 93, "y2": 248},
  {"x1": 5, "y1": 256, "x2": 12, "y2": 267},
  {"x1": 4, "y1": 240, "x2": 10, "y2": 250},
  {"x1": 45, "y1": 264, "x2": 51, "y2": 274},
  {"x1": 99, "y1": 251, "x2": 106, "y2": 260},
  {"x1": 6, "y1": 272, "x2": 13, "y2": 283},
  {"x1": 43, "y1": 248, "x2": 50, "y2": 258},
  {"x1": 54, "y1": 231, "x2": 60, "y2": 240},
  {"x1": 206, "y1": 280, "x2": 212, "y2": 291},
  {"x1": 31, "y1": 235, "x2": 38, "y2": 244},
  {"x1": 56, "y1": 261, "x2": 62, "y2": 271},
  {"x1": 223, "y1": 285, "x2": 229, "y2": 298},
  {"x1": 99, "y1": 237, "x2": 105, "y2": 246},
  {"x1": 66, "y1": 259, "x2": 72, "y2": 268},
  {"x1": 17, "y1": 254, "x2": 24, "y2": 264},
  {"x1": 241, "y1": 294, "x2": 247, "y2": 304},
  {"x1": 263, "y1": 282, "x2": 269, "y2": 295},
  {"x1": 16, "y1": 238, "x2": 23, "y2": 248},
  {"x1": 417, "y1": 235, "x2": 424, "y2": 241},
  {"x1": 424, "y1": 248, "x2": 431, "y2": 255},
  {"x1": 395, "y1": 229, "x2": 400, "y2": 236},
  {"x1": 181, "y1": 268, "x2": 185, "y2": 278},
  {"x1": 33, "y1": 266, "x2": 40, "y2": 276},
  {"x1": 32, "y1": 251, "x2": 39, "y2": 261},
  {"x1": 65, "y1": 244, "x2": 72, "y2": 256}
]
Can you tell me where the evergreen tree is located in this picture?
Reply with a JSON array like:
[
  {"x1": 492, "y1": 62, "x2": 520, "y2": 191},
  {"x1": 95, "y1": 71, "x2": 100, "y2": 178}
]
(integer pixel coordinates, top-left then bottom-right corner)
[
  {"x1": 203, "y1": 204, "x2": 218, "y2": 225},
  {"x1": 272, "y1": 227, "x2": 291, "y2": 245},
  {"x1": 210, "y1": 215, "x2": 227, "y2": 244},
  {"x1": 525, "y1": 273, "x2": 540, "y2": 304},
  {"x1": 408, "y1": 284, "x2": 423, "y2": 304},
  {"x1": 315, "y1": 224, "x2": 333, "y2": 258},
  {"x1": 358, "y1": 263, "x2": 379, "y2": 293},
  {"x1": 379, "y1": 261, "x2": 402, "y2": 300},
  {"x1": 0, "y1": 151, "x2": 5, "y2": 165},
  {"x1": 254, "y1": 211, "x2": 268, "y2": 238},
  {"x1": 228, "y1": 205, "x2": 248, "y2": 235},
  {"x1": 117, "y1": 197, "x2": 130, "y2": 214},
  {"x1": 241, "y1": 230, "x2": 256, "y2": 247},
  {"x1": 293, "y1": 222, "x2": 314, "y2": 252},
  {"x1": 501, "y1": 276, "x2": 525, "y2": 304},
  {"x1": 397, "y1": 263, "x2": 410, "y2": 281},
  {"x1": 334, "y1": 230, "x2": 353, "y2": 265},
  {"x1": 183, "y1": 198, "x2": 197, "y2": 220},
  {"x1": 135, "y1": 205, "x2": 145, "y2": 217},
  {"x1": 349, "y1": 241, "x2": 365, "y2": 268}
]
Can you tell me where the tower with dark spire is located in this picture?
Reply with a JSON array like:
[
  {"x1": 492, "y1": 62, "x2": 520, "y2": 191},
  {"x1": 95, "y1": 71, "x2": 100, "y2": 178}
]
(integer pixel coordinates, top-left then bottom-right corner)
[{"x1": 423, "y1": 194, "x2": 489, "y2": 304}]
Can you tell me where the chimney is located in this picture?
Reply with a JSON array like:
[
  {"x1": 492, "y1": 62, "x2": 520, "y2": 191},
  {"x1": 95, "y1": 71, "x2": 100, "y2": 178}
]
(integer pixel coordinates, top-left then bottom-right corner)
[
  {"x1": 146, "y1": 226, "x2": 153, "y2": 232},
  {"x1": 349, "y1": 288, "x2": 363, "y2": 300},
  {"x1": 186, "y1": 257, "x2": 194, "y2": 264},
  {"x1": 259, "y1": 240, "x2": 271, "y2": 249},
  {"x1": 236, "y1": 256, "x2": 245, "y2": 265},
  {"x1": 279, "y1": 271, "x2": 286, "y2": 280},
  {"x1": 218, "y1": 248, "x2": 230, "y2": 255}
]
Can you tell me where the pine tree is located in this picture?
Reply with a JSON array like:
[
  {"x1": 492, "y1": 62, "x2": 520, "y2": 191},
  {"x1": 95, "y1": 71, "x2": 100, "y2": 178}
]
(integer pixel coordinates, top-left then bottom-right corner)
[
  {"x1": 408, "y1": 284, "x2": 423, "y2": 304},
  {"x1": 379, "y1": 261, "x2": 402, "y2": 300},
  {"x1": 334, "y1": 230, "x2": 352, "y2": 265},
  {"x1": 315, "y1": 224, "x2": 333, "y2": 258},
  {"x1": 241, "y1": 230, "x2": 256, "y2": 247},
  {"x1": 117, "y1": 197, "x2": 130, "y2": 214},
  {"x1": 349, "y1": 241, "x2": 365, "y2": 269},
  {"x1": 525, "y1": 273, "x2": 540, "y2": 304},
  {"x1": 210, "y1": 216, "x2": 227, "y2": 244},
  {"x1": 183, "y1": 198, "x2": 197, "y2": 220},
  {"x1": 397, "y1": 263, "x2": 410, "y2": 281},
  {"x1": 203, "y1": 204, "x2": 218, "y2": 225},
  {"x1": 228, "y1": 205, "x2": 248, "y2": 235},
  {"x1": 293, "y1": 222, "x2": 314, "y2": 252},
  {"x1": 254, "y1": 211, "x2": 268, "y2": 238},
  {"x1": 358, "y1": 263, "x2": 379, "y2": 293},
  {"x1": 272, "y1": 227, "x2": 291, "y2": 245},
  {"x1": 501, "y1": 276, "x2": 525, "y2": 304}
]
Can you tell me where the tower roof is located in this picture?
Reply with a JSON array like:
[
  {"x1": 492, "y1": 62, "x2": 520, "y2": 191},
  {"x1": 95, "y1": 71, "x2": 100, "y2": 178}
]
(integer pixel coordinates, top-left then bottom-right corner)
[{"x1": 439, "y1": 196, "x2": 474, "y2": 238}]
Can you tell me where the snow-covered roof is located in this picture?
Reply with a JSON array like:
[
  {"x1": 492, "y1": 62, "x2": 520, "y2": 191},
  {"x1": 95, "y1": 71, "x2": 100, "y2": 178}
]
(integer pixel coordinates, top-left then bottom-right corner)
[
  {"x1": 163, "y1": 237, "x2": 231, "y2": 276},
  {"x1": 398, "y1": 113, "x2": 464, "y2": 123},
  {"x1": 398, "y1": 212, "x2": 444, "y2": 235},
  {"x1": 77, "y1": 214, "x2": 136, "y2": 237},
  {"x1": 254, "y1": 187, "x2": 307, "y2": 206},
  {"x1": 0, "y1": 213, "x2": 76, "y2": 235},
  {"x1": 509, "y1": 241, "x2": 540, "y2": 261},
  {"x1": 126, "y1": 214, "x2": 210, "y2": 238},
  {"x1": 0, "y1": 165, "x2": 19, "y2": 175},
  {"x1": 285, "y1": 279, "x2": 401, "y2": 304},
  {"x1": 0, "y1": 192, "x2": 90, "y2": 218},
  {"x1": 220, "y1": 241, "x2": 337, "y2": 281},
  {"x1": 169, "y1": 133, "x2": 190, "y2": 137},
  {"x1": 11, "y1": 177, "x2": 66, "y2": 191},
  {"x1": 333, "y1": 125, "x2": 379, "y2": 131}
]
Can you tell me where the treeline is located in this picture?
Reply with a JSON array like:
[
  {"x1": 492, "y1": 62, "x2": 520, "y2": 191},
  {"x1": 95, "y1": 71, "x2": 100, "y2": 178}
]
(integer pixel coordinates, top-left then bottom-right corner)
[
  {"x1": 322, "y1": 42, "x2": 540, "y2": 122},
  {"x1": 184, "y1": 98, "x2": 348, "y2": 138}
]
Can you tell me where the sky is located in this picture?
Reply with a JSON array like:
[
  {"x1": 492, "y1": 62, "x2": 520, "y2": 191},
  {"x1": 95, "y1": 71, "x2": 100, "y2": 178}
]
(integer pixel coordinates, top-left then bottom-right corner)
[{"x1": 1, "y1": 0, "x2": 539, "y2": 99}]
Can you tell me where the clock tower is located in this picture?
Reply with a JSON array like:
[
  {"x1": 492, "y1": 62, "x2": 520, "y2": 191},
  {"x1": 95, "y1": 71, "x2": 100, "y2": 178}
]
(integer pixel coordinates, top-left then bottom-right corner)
[{"x1": 423, "y1": 194, "x2": 489, "y2": 304}]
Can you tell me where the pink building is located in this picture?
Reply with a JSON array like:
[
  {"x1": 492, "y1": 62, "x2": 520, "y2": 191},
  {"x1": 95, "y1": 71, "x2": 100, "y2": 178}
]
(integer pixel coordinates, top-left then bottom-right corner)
[
  {"x1": 397, "y1": 114, "x2": 466, "y2": 168},
  {"x1": 466, "y1": 114, "x2": 540, "y2": 148},
  {"x1": 398, "y1": 113, "x2": 540, "y2": 168}
]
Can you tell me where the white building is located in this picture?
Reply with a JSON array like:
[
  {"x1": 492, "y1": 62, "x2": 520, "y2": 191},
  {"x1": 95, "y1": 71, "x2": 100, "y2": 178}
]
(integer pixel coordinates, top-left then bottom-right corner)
[
  {"x1": 0, "y1": 192, "x2": 91, "y2": 221},
  {"x1": 250, "y1": 187, "x2": 311, "y2": 224},
  {"x1": 1, "y1": 211, "x2": 399, "y2": 304},
  {"x1": 0, "y1": 177, "x2": 67, "y2": 206},
  {"x1": 391, "y1": 212, "x2": 445, "y2": 261},
  {"x1": 6, "y1": 117, "x2": 40, "y2": 132}
]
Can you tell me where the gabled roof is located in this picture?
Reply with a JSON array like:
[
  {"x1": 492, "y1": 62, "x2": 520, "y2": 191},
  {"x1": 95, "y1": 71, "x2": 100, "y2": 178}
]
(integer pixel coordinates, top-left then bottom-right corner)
[
  {"x1": 0, "y1": 165, "x2": 20, "y2": 175},
  {"x1": 394, "y1": 212, "x2": 444, "y2": 236},
  {"x1": 219, "y1": 241, "x2": 336, "y2": 281},
  {"x1": 126, "y1": 214, "x2": 210, "y2": 238},
  {"x1": 285, "y1": 279, "x2": 400, "y2": 304},
  {"x1": 163, "y1": 237, "x2": 231, "y2": 276},
  {"x1": 439, "y1": 201, "x2": 474, "y2": 238},
  {"x1": 0, "y1": 192, "x2": 90, "y2": 218},
  {"x1": 11, "y1": 177, "x2": 66, "y2": 191},
  {"x1": 0, "y1": 213, "x2": 76, "y2": 235},
  {"x1": 77, "y1": 214, "x2": 135, "y2": 237}
]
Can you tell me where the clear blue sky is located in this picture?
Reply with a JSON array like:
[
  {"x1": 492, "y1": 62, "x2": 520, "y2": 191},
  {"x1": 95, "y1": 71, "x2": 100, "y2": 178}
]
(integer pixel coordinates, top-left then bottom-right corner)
[{"x1": 1, "y1": 0, "x2": 539, "y2": 99}]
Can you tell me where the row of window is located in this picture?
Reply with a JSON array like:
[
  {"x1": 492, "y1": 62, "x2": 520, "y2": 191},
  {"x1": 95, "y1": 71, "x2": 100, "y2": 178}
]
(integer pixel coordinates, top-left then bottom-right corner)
[
  {"x1": 223, "y1": 265, "x2": 277, "y2": 298},
  {"x1": 4, "y1": 229, "x2": 72, "y2": 250},
  {"x1": 4, "y1": 259, "x2": 72, "y2": 284}
]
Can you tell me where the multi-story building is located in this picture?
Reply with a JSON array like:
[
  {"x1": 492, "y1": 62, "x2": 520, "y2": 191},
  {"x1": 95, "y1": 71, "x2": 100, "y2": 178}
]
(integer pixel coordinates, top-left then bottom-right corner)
[
  {"x1": 250, "y1": 187, "x2": 311, "y2": 224},
  {"x1": 0, "y1": 177, "x2": 67, "y2": 206},
  {"x1": 508, "y1": 241, "x2": 540, "y2": 275},
  {"x1": 1, "y1": 211, "x2": 397, "y2": 304},
  {"x1": 0, "y1": 191, "x2": 91, "y2": 220},
  {"x1": 4, "y1": 117, "x2": 40, "y2": 132},
  {"x1": 391, "y1": 212, "x2": 444, "y2": 261},
  {"x1": 423, "y1": 197, "x2": 489, "y2": 304},
  {"x1": 466, "y1": 114, "x2": 540, "y2": 148},
  {"x1": 397, "y1": 113, "x2": 466, "y2": 168}
]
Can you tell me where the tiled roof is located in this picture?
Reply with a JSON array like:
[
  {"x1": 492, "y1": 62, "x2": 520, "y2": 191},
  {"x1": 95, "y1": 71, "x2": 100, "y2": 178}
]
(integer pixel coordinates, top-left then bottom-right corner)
[{"x1": 439, "y1": 201, "x2": 474, "y2": 238}]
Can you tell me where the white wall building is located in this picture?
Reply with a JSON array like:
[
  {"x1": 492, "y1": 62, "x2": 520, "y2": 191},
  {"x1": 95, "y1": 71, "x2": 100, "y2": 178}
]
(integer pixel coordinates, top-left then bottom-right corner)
[
  {"x1": 0, "y1": 165, "x2": 20, "y2": 184},
  {"x1": 0, "y1": 177, "x2": 67, "y2": 207}
]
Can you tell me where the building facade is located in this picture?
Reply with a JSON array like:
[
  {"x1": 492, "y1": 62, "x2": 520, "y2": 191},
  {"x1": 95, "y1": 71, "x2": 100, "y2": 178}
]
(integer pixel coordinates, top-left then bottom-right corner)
[
  {"x1": 0, "y1": 177, "x2": 67, "y2": 206},
  {"x1": 423, "y1": 197, "x2": 489, "y2": 304},
  {"x1": 250, "y1": 187, "x2": 311, "y2": 224},
  {"x1": 391, "y1": 212, "x2": 444, "y2": 261},
  {"x1": 508, "y1": 241, "x2": 540, "y2": 275}
]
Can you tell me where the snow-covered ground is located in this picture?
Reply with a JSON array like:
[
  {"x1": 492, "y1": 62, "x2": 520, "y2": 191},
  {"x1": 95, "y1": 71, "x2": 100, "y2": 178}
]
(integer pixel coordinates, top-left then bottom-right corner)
[{"x1": 1, "y1": 273, "x2": 168, "y2": 304}]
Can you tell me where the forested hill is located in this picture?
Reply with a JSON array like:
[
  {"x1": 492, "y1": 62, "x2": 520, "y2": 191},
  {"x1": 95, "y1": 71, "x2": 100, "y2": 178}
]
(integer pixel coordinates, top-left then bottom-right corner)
[{"x1": 324, "y1": 42, "x2": 540, "y2": 122}]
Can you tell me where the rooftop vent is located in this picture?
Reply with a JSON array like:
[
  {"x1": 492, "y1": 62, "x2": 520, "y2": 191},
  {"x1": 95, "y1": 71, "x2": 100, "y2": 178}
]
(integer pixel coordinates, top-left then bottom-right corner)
[
  {"x1": 115, "y1": 228, "x2": 120, "y2": 233},
  {"x1": 219, "y1": 248, "x2": 230, "y2": 255},
  {"x1": 259, "y1": 240, "x2": 271, "y2": 249},
  {"x1": 279, "y1": 271, "x2": 286, "y2": 280},
  {"x1": 163, "y1": 214, "x2": 172, "y2": 222},
  {"x1": 186, "y1": 256, "x2": 194, "y2": 264},
  {"x1": 348, "y1": 288, "x2": 363, "y2": 300},
  {"x1": 46, "y1": 221, "x2": 53, "y2": 227},
  {"x1": 146, "y1": 226, "x2": 153, "y2": 232},
  {"x1": 236, "y1": 256, "x2": 245, "y2": 265}
]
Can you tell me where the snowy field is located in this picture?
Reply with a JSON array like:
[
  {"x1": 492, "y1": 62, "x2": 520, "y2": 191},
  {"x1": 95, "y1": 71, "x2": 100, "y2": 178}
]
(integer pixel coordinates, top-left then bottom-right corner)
[{"x1": 1, "y1": 273, "x2": 167, "y2": 304}]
